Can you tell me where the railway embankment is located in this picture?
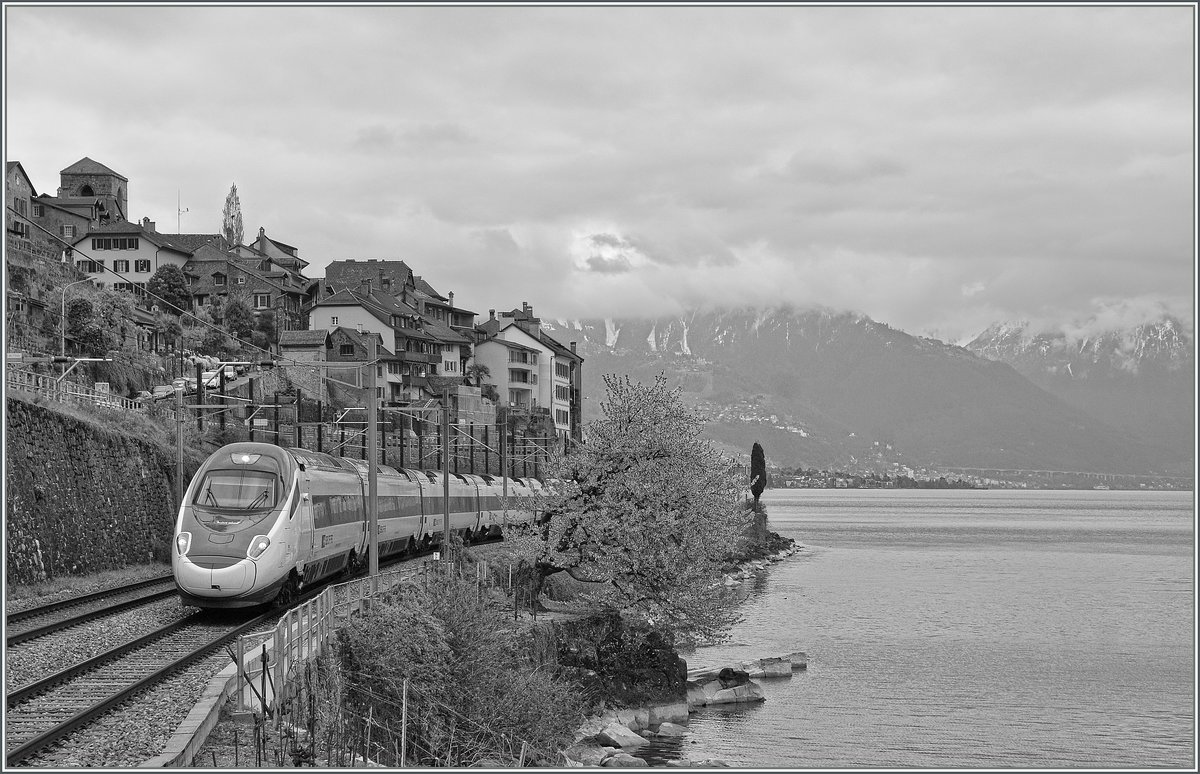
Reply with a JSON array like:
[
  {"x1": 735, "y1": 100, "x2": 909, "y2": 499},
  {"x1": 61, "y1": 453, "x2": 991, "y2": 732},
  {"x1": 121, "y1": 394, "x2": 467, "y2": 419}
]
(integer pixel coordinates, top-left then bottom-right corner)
[{"x1": 4, "y1": 395, "x2": 205, "y2": 585}]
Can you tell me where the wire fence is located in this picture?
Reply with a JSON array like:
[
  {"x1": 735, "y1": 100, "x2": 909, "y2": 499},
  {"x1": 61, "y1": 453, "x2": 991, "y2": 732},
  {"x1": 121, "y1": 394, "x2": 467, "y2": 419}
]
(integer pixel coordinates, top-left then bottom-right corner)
[{"x1": 227, "y1": 557, "x2": 546, "y2": 768}]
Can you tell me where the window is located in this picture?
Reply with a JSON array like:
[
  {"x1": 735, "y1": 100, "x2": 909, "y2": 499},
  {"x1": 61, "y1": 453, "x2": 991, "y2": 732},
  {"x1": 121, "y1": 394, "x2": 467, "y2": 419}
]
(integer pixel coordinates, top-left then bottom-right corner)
[
  {"x1": 61, "y1": 224, "x2": 76, "y2": 238},
  {"x1": 195, "y1": 294, "x2": 208, "y2": 306},
  {"x1": 13, "y1": 197, "x2": 27, "y2": 217},
  {"x1": 113, "y1": 282, "x2": 134, "y2": 292},
  {"x1": 443, "y1": 361, "x2": 458, "y2": 373},
  {"x1": 339, "y1": 344, "x2": 355, "y2": 356},
  {"x1": 556, "y1": 385, "x2": 570, "y2": 401},
  {"x1": 135, "y1": 259, "x2": 150, "y2": 273},
  {"x1": 236, "y1": 276, "x2": 246, "y2": 285},
  {"x1": 556, "y1": 409, "x2": 569, "y2": 426},
  {"x1": 556, "y1": 362, "x2": 570, "y2": 379},
  {"x1": 330, "y1": 316, "x2": 339, "y2": 325},
  {"x1": 253, "y1": 293, "x2": 270, "y2": 309},
  {"x1": 113, "y1": 260, "x2": 130, "y2": 273},
  {"x1": 32, "y1": 203, "x2": 44, "y2": 217},
  {"x1": 213, "y1": 273, "x2": 226, "y2": 286}
]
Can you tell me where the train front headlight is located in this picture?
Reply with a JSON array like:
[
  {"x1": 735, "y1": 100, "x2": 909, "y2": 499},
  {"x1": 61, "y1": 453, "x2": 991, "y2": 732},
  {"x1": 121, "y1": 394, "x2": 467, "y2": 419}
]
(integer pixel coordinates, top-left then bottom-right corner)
[
  {"x1": 176, "y1": 532, "x2": 191, "y2": 556},
  {"x1": 248, "y1": 535, "x2": 271, "y2": 560}
]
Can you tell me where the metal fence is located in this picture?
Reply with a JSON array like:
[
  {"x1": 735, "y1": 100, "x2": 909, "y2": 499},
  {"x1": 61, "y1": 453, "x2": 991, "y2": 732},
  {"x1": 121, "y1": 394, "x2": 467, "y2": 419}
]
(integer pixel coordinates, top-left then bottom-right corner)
[
  {"x1": 225, "y1": 557, "x2": 538, "y2": 767},
  {"x1": 5, "y1": 368, "x2": 147, "y2": 412}
]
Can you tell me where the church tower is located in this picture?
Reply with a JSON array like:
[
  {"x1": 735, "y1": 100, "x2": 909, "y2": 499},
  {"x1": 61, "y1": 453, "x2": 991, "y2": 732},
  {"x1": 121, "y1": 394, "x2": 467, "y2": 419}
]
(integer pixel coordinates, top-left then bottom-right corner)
[{"x1": 57, "y1": 157, "x2": 128, "y2": 223}]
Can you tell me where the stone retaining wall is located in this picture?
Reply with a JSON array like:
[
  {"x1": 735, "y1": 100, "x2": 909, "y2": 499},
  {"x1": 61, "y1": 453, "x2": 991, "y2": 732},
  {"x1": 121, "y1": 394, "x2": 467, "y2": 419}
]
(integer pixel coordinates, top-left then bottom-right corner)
[{"x1": 4, "y1": 396, "x2": 201, "y2": 583}]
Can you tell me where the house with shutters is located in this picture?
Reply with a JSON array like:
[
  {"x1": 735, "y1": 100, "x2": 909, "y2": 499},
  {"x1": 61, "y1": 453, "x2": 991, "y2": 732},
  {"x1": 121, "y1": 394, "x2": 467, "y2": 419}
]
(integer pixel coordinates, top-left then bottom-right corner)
[{"x1": 70, "y1": 217, "x2": 194, "y2": 296}]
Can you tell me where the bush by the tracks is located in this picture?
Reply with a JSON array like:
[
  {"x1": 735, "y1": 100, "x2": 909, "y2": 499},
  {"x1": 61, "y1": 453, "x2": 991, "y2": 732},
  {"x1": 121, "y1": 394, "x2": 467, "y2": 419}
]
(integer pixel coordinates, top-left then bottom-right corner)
[{"x1": 324, "y1": 573, "x2": 586, "y2": 767}]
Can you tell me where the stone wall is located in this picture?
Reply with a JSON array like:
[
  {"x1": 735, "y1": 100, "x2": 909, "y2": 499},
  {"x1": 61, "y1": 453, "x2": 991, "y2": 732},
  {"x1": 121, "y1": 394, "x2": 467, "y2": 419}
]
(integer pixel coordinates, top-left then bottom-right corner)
[{"x1": 4, "y1": 396, "x2": 202, "y2": 583}]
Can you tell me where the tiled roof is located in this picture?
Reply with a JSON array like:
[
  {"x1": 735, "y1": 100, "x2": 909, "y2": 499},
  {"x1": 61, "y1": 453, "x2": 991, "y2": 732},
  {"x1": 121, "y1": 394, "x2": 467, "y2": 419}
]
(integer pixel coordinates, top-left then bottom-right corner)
[
  {"x1": 539, "y1": 330, "x2": 582, "y2": 361},
  {"x1": 333, "y1": 326, "x2": 396, "y2": 357},
  {"x1": 280, "y1": 329, "x2": 331, "y2": 347},
  {"x1": 77, "y1": 223, "x2": 192, "y2": 254},
  {"x1": 60, "y1": 157, "x2": 127, "y2": 181},
  {"x1": 40, "y1": 195, "x2": 98, "y2": 208},
  {"x1": 494, "y1": 338, "x2": 540, "y2": 354},
  {"x1": 418, "y1": 316, "x2": 471, "y2": 345},
  {"x1": 412, "y1": 276, "x2": 447, "y2": 301},
  {"x1": 164, "y1": 233, "x2": 226, "y2": 253}
]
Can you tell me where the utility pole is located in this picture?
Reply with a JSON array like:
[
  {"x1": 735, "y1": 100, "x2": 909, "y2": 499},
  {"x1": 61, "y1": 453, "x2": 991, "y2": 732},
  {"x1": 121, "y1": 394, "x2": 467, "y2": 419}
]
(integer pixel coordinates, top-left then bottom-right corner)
[
  {"x1": 442, "y1": 386, "x2": 451, "y2": 557},
  {"x1": 175, "y1": 384, "x2": 185, "y2": 506},
  {"x1": 367, "y1": 337, "x2": 379, "y2": 577}
]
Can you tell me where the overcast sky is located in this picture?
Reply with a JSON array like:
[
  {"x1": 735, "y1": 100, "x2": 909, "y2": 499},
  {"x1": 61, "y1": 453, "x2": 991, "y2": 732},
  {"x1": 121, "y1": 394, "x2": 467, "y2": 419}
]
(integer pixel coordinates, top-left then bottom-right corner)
[{"x1": 5, "y1": 4, "x2": 1195, "y2": 343}]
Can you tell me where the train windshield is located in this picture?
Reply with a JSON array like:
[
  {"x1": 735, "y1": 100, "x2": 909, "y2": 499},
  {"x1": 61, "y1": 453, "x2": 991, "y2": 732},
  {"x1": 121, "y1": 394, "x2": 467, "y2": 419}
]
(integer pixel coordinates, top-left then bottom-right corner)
[{"x1": 193, "y1": 470, "x2": 278, "y2": 513}]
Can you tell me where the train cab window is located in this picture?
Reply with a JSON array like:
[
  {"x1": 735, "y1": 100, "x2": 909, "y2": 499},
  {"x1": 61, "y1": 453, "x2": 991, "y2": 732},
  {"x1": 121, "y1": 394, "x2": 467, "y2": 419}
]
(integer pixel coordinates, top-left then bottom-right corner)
[
  {"x1": 194, "y1": 470, "x2": 278, "y2": 512},
  {"x1": 424, "y1": 471, "x2": 439, "y2": 484}
]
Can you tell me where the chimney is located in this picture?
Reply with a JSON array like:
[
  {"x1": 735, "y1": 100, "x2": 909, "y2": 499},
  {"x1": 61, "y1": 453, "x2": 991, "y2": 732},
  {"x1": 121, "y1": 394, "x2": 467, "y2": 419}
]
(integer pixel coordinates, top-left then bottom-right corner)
[
  {"x1": 489, "y1": 309, "x2": 496, "y2": 320},
  {"x1": 141, "y1": 217, "x2": 155, "y2": 232},
  {"x1": 522, "y1": 301, "x2": 529, "y2": 315},
  {"x1": 570, "y1": 341, "x2": 577, "y2": 353},
  {"x1": 448, "y1": 291, "x2": 454, "y2": 308},
  {"x1": 356, "y1": 323, "x2": 363, "y2": 333},
  {"x1": 360, "y1": 279, "x2": 372, "y2": 294}
]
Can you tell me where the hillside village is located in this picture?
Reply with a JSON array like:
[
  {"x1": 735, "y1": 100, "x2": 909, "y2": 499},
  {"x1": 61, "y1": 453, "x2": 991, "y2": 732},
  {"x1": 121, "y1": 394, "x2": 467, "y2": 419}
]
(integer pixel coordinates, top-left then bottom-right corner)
[{"x1": 5, "y1": 157, "x2": 584, "y2": 444}]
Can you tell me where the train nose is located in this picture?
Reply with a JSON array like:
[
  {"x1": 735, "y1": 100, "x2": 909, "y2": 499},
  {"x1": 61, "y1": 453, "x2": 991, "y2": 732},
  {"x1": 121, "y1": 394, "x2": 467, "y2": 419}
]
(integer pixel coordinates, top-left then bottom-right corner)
[{"x1": 176, "y1": 555, "x2": 257, "y2": 597}]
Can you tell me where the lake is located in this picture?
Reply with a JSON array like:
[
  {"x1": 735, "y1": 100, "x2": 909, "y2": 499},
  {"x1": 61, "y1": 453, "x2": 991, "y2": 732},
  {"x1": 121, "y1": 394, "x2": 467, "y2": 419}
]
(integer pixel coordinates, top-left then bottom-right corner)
[{"x1": 653, "y1": 489, "x2": 1195, "y2": 769}]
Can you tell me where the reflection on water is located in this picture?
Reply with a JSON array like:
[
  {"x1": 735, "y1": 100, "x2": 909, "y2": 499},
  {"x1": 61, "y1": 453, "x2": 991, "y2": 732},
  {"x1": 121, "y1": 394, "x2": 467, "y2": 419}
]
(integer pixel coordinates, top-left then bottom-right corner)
[{"x1": 650, "y1": 490, "x2": 1195, "y2": 769}]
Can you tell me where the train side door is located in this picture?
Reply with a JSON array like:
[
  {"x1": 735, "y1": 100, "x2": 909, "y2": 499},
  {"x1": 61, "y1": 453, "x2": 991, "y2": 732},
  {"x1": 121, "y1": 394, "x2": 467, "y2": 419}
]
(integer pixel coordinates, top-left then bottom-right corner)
[{"x1": 297, "y1": 472, "x2": 315, "y2": 570}]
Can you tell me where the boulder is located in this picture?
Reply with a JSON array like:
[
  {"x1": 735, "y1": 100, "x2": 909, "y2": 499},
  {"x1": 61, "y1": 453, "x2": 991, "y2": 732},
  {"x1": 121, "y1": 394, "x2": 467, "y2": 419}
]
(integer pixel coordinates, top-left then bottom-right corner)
[
  {"x1": 597, "y1": 723, "x2": 649, "y2": 749},
  {"x1": 717, "y1": 667, "x2": 750, "y2": 688},
  {"x1": 710, "y1": 681, "x2": 765, "y2": 705},
  {"x1": 686, "y1": 680, "x2": 721, "y2": 709},
  {"x1": 648, "y1": 702, "x2": 689, "y2": 725},
  {"x1": 602, "y1": 753, "x2": 649, "y2": 767},
  {"x1": 737, "y1": 660, "x2": 766, "y2": 678},
  {"x1": 654, "y1": 722, "x2": 689, "y2": 738},
  {"x1": 564, "y1": 745, "x2": 616, "y2": 766},
  {"x1": 760, "y1": 657, "x2": 793, "y2": 677},
  {"x1": 785, "y1": 651, "x2": 809, "y2": 670}
]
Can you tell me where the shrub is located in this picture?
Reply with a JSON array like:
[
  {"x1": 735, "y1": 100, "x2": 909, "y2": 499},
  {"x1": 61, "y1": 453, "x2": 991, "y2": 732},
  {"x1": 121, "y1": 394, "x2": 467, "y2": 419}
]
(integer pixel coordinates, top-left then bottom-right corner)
[{"x1": 330, "y1": 573, "x2": 585, "y2": 766}]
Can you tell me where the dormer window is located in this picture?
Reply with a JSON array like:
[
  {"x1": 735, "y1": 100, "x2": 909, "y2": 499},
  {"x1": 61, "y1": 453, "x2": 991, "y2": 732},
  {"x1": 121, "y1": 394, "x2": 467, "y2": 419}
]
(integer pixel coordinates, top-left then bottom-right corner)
[{"x1": 213, "y1": 273, "x2": 227, "y2": 286}]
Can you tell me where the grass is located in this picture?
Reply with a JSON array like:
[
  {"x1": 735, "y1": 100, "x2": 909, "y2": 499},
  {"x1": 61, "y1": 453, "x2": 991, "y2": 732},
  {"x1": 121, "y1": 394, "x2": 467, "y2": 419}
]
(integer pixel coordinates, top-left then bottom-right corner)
[{"x1": 4, "y1": 562, "x2": 172, "y2": 612}]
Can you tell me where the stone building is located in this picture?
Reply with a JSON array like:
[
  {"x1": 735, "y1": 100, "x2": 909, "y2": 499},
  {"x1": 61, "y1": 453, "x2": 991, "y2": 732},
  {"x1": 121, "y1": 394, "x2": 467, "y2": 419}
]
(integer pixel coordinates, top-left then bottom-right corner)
[{"x1": 55, "y1": 157, "x2": 128, "y2": 223}]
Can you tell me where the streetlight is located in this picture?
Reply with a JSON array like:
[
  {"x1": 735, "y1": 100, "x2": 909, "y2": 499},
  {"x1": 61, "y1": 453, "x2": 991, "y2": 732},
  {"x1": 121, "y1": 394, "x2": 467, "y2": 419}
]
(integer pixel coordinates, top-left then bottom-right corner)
[{"x1": 61, "y1": 277, "x2": 93, "y2": 370}]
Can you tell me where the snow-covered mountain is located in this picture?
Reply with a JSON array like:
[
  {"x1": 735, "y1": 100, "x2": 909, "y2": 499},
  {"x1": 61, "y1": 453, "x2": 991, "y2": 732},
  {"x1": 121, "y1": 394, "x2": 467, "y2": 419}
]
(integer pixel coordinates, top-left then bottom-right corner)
[
  {"x1": 965, "y1": 316, "x2": 1193, "y2": 461},
  {"x1": 541, "y1": 307, "x2": 1190, "y2": 475}
]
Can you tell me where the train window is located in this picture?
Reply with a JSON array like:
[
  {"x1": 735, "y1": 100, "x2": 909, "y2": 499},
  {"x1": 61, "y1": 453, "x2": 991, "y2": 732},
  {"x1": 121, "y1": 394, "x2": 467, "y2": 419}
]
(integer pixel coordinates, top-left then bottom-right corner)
[
  {"x1": 452, "y1": 474, "x2": 469, "y2": 484},
  {"x1": 479, "y1": 474, "x2": 495, "y2": 484},
  {"x1": 193, "y1": 470, "x2": 278, "y2": 516}
]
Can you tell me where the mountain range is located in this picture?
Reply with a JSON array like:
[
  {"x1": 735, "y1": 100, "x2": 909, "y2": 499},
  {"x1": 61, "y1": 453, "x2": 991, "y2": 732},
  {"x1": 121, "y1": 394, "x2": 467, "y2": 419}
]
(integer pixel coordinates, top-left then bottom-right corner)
[{"x1": 540, "y1": 307, "x2": 1193, "y2": 477}]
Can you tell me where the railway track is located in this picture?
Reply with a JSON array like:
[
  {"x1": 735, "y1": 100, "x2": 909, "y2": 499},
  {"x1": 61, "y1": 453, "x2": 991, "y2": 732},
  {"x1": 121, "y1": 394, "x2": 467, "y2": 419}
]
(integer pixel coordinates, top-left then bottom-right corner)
[
  {"x1": 4, "y1": 536, "x2": 505, "y2": 767},
  {"x1": 5, "y1": 575, "x2": 177, "y2": 647},
  {"x1": 4, "y1": 607, "x2": 282, "y2": 767}
]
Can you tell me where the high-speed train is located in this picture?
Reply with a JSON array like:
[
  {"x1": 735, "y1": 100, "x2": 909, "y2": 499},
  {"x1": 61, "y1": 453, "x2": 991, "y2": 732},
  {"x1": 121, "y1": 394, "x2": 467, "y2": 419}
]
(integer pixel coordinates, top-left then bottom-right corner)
[{"x1": 172, "y1": 442, "x2": 542, "y2": 609}]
